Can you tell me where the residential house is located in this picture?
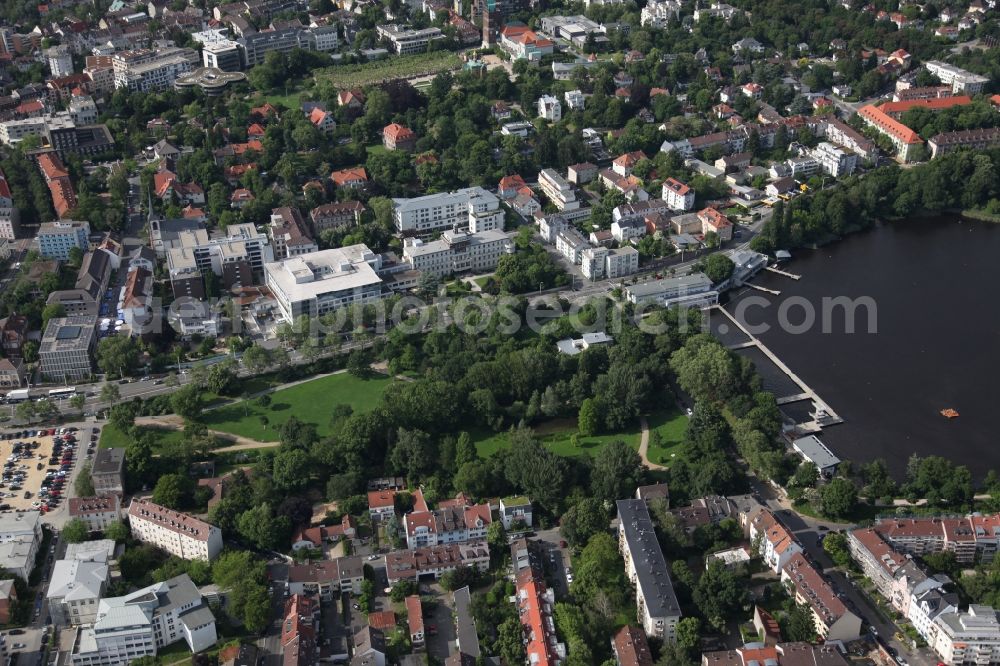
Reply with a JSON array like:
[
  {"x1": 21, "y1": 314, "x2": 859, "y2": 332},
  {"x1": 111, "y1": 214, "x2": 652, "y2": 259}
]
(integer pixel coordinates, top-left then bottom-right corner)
[
  {"x1": 749, "y1": 509, "x2": 802, "y2": 574},
  {"x1": 367, "y1": 490, "x2": 397, "y2": 521},
  {"x1": 383, "y1": 542, "x2": 490, "y2": 584},
  {"x1": 383, "y1": 123, "x2": 416, "y2": 151},
  {"x1": 285, "y1": 557, "x2": 364, "y2": 599},
  {"x1": 499, "y1": 497, "x2": 532, "y2": 529},
  {"x1": 68, "y1": 496, "x2": 121, "y2": 533},
  {"x1": 406, "y1": 596, "x2": 424, "y2": 648},
  {"x1": 310, "y1": 201, "x2": 366, "y2": 233},
  {"x1": 661, "y1": 178, "x2": 694, "y2": 211},
  {"x1": 330, "y1": 167, "x2": 369, "y2": 190},
  {"x1": 402, "y1": 502, "x2": 492, "y2": 549},
  {"x1": 781, "y1": 553, "x2": 861, "y2": 641},
  {"x1": 611, "y1": 626, "x2": 652, "y2": 666},
  {"x1": 537, "y1": 95, "x2": 561, "y2": 121}
]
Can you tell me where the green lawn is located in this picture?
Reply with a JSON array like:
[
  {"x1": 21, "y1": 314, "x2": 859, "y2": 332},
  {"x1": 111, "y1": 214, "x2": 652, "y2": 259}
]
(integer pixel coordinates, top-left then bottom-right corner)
[
  {"x1": 365, "y1": 144, "x2": 388, "y2": 157},
  {"x1": 202, "y1": 373, "x2": 395, "y2": 442},
  {"x1": 316, "y1": 51, "x2": 462, "y2": 89},
  {"x1": 474, "y1": 417, "x2": 642, "y2": 458},
  {"x1": 644, "y1": 408, "x2": 689, "y2": 465},
  {"x1": 99, "y1": 424, "x2": 186, "y2": 451}
]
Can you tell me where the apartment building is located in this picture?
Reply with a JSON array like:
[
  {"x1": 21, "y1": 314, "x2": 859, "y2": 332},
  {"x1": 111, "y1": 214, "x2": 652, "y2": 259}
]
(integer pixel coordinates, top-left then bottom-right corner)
[
  {"x1": 47, "y1": 45, "x2": 74, "y2": 77},
  {"x1": 112, "y1": 48, "x2": 200, "y2": 91},
  {"x1": 281, "y1": 594, "x2": 318, "y2": 666},
  {"x1": 68, "y1": 496, "x2": 121, "y2": 533},
  {"x1": 367, "y1": 489, "x2": 397, "y2": 521},
  {"x1": 264, "y1": 245, "x2": 385, "y2": 321},
  {"x1": 70, "y1": 575, "x2": 217, "y2": 666},
  {"x1": 616, "y1": 499, "x2": 682, "y2": 641},
  {"x1": 847, "y1": 528, "x2": 942, "y2": 615},
  {"x1": 749, "y1": 509, "x2": 803, "y2": 574},
  {"x1": 661, "y1": 178, "x2": 694, "y2": 211},
  {"x1": 874, "y1": 513, "x2": 1000, "y2": 564},
  {"x1": 932, "y1": 606, "x2": 1000, "y2": 665},
  {"x1": 392, "y1": 187, "x2": 504, "y2": 234},
  {"x1": 811, "y1": 141, "x2": 857, "y2": 177},
  {"x1": 538, "y1": 169, "x2": 580, "y2": 211},
  {"x1": 201, "y1": 40, "x2": 242, "y2": 71},
  {"x1": 46, "y1": 250, "x2": 112, "y2": 316},
  {"x1": 383, "y1": 542, "x2": 490, "y2": 584},
  {"x1": 515, "y1": 566, "x2": 566, "y2": 666},
  {"x1": 780, "y1": 553, "x2": 861, "y2": 642},
  {"x1": 269, "y1": 207, "x2": 318, "y2": 260},
  {"x1": 47, "y1": 558, "x2": 109, "y2": 626},
  {"x1": 39, "y1": 316, "x2": 97, "y2": 382},
  {"x1": 564, "y1": 89, "x2": 585, "y2": 111},
  {"x1": 238, "y1": 26, "x2": 339, "y2": 67},
  {"x1": 929, "y1": 127, "x2": 1000, "y2": 158},
  {"x1": 285, "y1": 557, "x2": 364, "y2": 599},
  {"x1": 376, "y1": 25, "x2": 444, "y2": 54},
  {"x1": 556, "y1": 227, "x2": 589, "y2": 265},
  {"x1": 383, "y1": 123, "x2": 417, "y2": 151},
  {"x1": 402, "y1": 502, "x2": 492, "y2": 549},
  {"x1": 701, "y1": 643, "x2": 851, "y2": 666},
  {"x1": 38, "y1": 220, "x2": 89, "y2": 260},
  {"x1": 127, "y1": 498, "x2": 223, "y2": 561},
  {"x1": 924, "y1": 60, "x2": 990, "y2": 95},
  {"x1": 402, "y1": 230, "x2": 513, "y2": 279},
  {"x1": 310, "y1": 201, "x2": 366, "y2": 233},
  {"x1": 0, "y1": 168, "x2": 21, "y2": 240},
  {"x1": 0, "y1": 512, "x2": 43, "y2": 580},
  {"x1": 641, "y1": 0, "x2": 681, "y2": 27},
  {"x1": 858, "y1": 105, "x2": 924, "y2": 162},
  {"x1": 91, "y1": 448, "x2": 125, "y2": 496}
]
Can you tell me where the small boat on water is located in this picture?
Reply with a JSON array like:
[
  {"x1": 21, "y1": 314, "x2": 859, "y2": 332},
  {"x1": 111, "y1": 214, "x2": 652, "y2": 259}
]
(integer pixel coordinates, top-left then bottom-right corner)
[{"x1": 940, "y1": 408, "x2": 960, "y2": 419}]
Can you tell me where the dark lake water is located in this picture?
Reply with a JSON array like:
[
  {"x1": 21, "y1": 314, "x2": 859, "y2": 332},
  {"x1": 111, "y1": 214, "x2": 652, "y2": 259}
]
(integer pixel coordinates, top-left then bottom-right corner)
[{"x1": 722, "y1": 216, "x2": 1000, "y2": 479}]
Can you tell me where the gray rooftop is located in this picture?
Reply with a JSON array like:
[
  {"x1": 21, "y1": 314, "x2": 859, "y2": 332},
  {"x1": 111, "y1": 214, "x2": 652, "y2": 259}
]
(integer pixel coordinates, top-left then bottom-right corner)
[
  {"x1": 625, "y1": 273, "x2": 713, "y2": 299},
  {"x1": 792, "y1": 435, "x2": 841, "y2": 470},
  {"x1": 92, "y1": 448, "x2": 125, "y2": 477},
  {"x1": 616, "y1": 499, "x2": 681, "y2": 620},
  {"x1": 452, "y1": 586, "x2": 480, "y2": 658}
]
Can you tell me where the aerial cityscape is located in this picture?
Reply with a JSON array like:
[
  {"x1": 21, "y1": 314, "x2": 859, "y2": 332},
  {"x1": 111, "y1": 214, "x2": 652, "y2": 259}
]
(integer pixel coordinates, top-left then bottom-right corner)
[{"x1": 0, "y1": 0, "x2": 995, "y2": 666}]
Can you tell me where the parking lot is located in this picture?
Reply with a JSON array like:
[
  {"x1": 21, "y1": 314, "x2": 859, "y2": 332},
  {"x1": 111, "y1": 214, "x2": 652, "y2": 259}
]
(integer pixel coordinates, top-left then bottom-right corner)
[{"x1": 0, "y1": 425, "x2": 97, "y2": 513}]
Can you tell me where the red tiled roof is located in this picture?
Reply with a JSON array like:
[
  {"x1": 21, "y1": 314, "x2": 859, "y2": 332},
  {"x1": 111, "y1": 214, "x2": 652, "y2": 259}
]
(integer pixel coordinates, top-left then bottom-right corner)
[
  {"x1": 69, "y1": 495, "x2": 118, "y2": 517},
  {"x1": 405, "y1": 595, "x2": 423, "y2": 637},
  {"x1": 128, "y1": 497, "x2": 217, "y2": 542},
  {"x1": 49, "y1": 179, "x2": 76, "y2": 217},
  {"x1": 37, "y1": 152, "x2": 69, "y2": 181},
  {"x1": 330, "y1": 167, "x2": 368, "y2": 186},
  {"x1": 612, "y1": 626, "x2": 653, "y2": 666},
  {"x1": 878, "y1": 95, "x2": 972, "y2": 116},
  {"x1": 663, "y1": 178, "x2": 690, "y2": 196},
  {"x1": 247, "y1": 123, "x2": 266, "y2": 136},
  {"x1": 383, "y1": 123, "x2": 415, "y2": 141},
  {"x1": 367, "y1": 611, "x2": 397, "y2": 630},
  {"x1": 699, "y1": 207, "x2": 732, "y2": 229},
  {"x1": 368, "y1": 489, "x2": 396, "y2": 509},
  {"x1": 613, "y1": 150, "x2": 647, "y2": 168},
  {"x1": 858, "y1": 105, "x2": 922, "y2": 144}
]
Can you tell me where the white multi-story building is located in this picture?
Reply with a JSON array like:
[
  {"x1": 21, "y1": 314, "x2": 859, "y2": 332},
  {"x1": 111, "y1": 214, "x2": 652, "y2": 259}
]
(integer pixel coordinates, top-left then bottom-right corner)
[
  {"x1": 376, "y1": 25, "x2": 444, "y2": 54},
  {"x1": 127, "y1": 499, "x2": 223, "y2": 561},
  {"x1": 201, "y1": 40, "x2": 242, "y2": 71},
  {"x1": 661, "y1": 178, "x2": 694, "y2": 211},
  {"x1": 624, "y1": 273, "x2": 718, "y2": 308},
  {"x1": 932, "y1": 606, "x2": 1000, "y2": 665},
  {"x1": 581, "y1": 245, "x2": 607, "y2": 280},
  {"x1": 70, "y1": 575, "x2": 217, "y2": 666},
  {"x1": 68, "y1": 94, "x2": 98, "y2": 125},
  {"x1": 402, "y1": 230, "x2": 513, "y2": 279},
  {"x1": 749, "y1": 509, "x2": 803, "y2": 574},
  {"x1": 617, "y1": 499, "x2": 682, "y2": 641},
  {"x1": 112, "y1": 48, "x2": 200, "y2": 92},
  {"x1": 264, "y1": 245, "x2": 385, "y2": 321},
  {"x1": 0, "y1": 511, "x2": 42, "y2": 580},
  {"x1": 69, "y1": 496, "x2": 121, "y2": 533},
  {"x1": 581, "y1": 246, "x2": 639, "y2": 280},
  {"x1": 924, "y1": 60, "x2": 990, "y2": 95},
  {"x1": 786, "y1": 155, "x2": 820, "y2": 177},
  {"x1": 812, "y1": 141, "x2": 858, "y2": 177},
  {"x1": 537, "y1": 95, "x2": 562, "y2": 122},
  {"x1": 38, "y1": 220, "x2": 90, "y2": 260},
  {"x1": 403, "y1": 503, "x2": 492, "y2": 550},
  {"x1": 499, "y1": 497, "x2": 532, "y2": 529},
  {"x1": 47, "y1": 46, "x2": 74, "y2": 77},
  {"x1": 47, "y1": 558, "x2": 109, "y2": 627},
  {"x1": 538, "y1": 169, "x2": 580, "y2": 211},
  {"x1": 555, "y1": 227, "x2": 589, "y2": 264},
  {"x1": 641, "y1": 0, "x2": 681, "y2": 27},
  {"x1": 564, "y1": 89, "x2": 585, "y2": 111},
  {"x1": 392, "y1": 187, "x2": 504, "y2": 234}
]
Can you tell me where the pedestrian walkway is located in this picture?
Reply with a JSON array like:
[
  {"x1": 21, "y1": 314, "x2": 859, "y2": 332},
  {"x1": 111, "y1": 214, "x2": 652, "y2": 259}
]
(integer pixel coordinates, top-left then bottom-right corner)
[{"x1": 637, "y1": 416, "x2": 666, "y2": 471}]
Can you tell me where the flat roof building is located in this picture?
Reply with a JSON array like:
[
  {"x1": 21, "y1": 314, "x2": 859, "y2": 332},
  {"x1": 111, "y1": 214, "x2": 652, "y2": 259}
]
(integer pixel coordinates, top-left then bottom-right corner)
[
  {"x1": 39, "y1": 315, "x2": 97, "y2": 381},
  {"x1": 791, "y1": 435, "x2": 841, "y2": 477},
  {"x1": 264, "y1": 245, "x2": 384, "y2": 322},
  {"x1": 91, "y1": 448, "x2": 125, "y2": 496}
]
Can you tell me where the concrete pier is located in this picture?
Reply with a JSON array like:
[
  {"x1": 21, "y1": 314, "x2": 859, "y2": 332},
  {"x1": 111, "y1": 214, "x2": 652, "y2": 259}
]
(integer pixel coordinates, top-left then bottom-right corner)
[
  {"x1": 714, "y1": 305, "x2": 843, "y2": 431},
  {"x1": 745, "y1": 283, "x2": 781, "y2": 295}
]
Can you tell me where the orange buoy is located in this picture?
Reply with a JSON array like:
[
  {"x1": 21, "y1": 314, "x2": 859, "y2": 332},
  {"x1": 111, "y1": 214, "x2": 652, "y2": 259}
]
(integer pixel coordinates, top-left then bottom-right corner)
[{"x1": 940, "y1": 408, "x2": 960, "y2": 419}]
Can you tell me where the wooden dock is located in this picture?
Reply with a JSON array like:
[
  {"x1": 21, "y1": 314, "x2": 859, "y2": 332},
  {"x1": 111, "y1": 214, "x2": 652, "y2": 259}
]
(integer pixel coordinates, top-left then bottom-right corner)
[
  {"x1": 711, "y1": 306, "x2": 843, "y2": 430},
  {"x1": 765, "y1": 266, "x2": 802, "y2": 280},
  {"x1": 745, "y1": 283, "x2": 781, "y2": 295}
]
